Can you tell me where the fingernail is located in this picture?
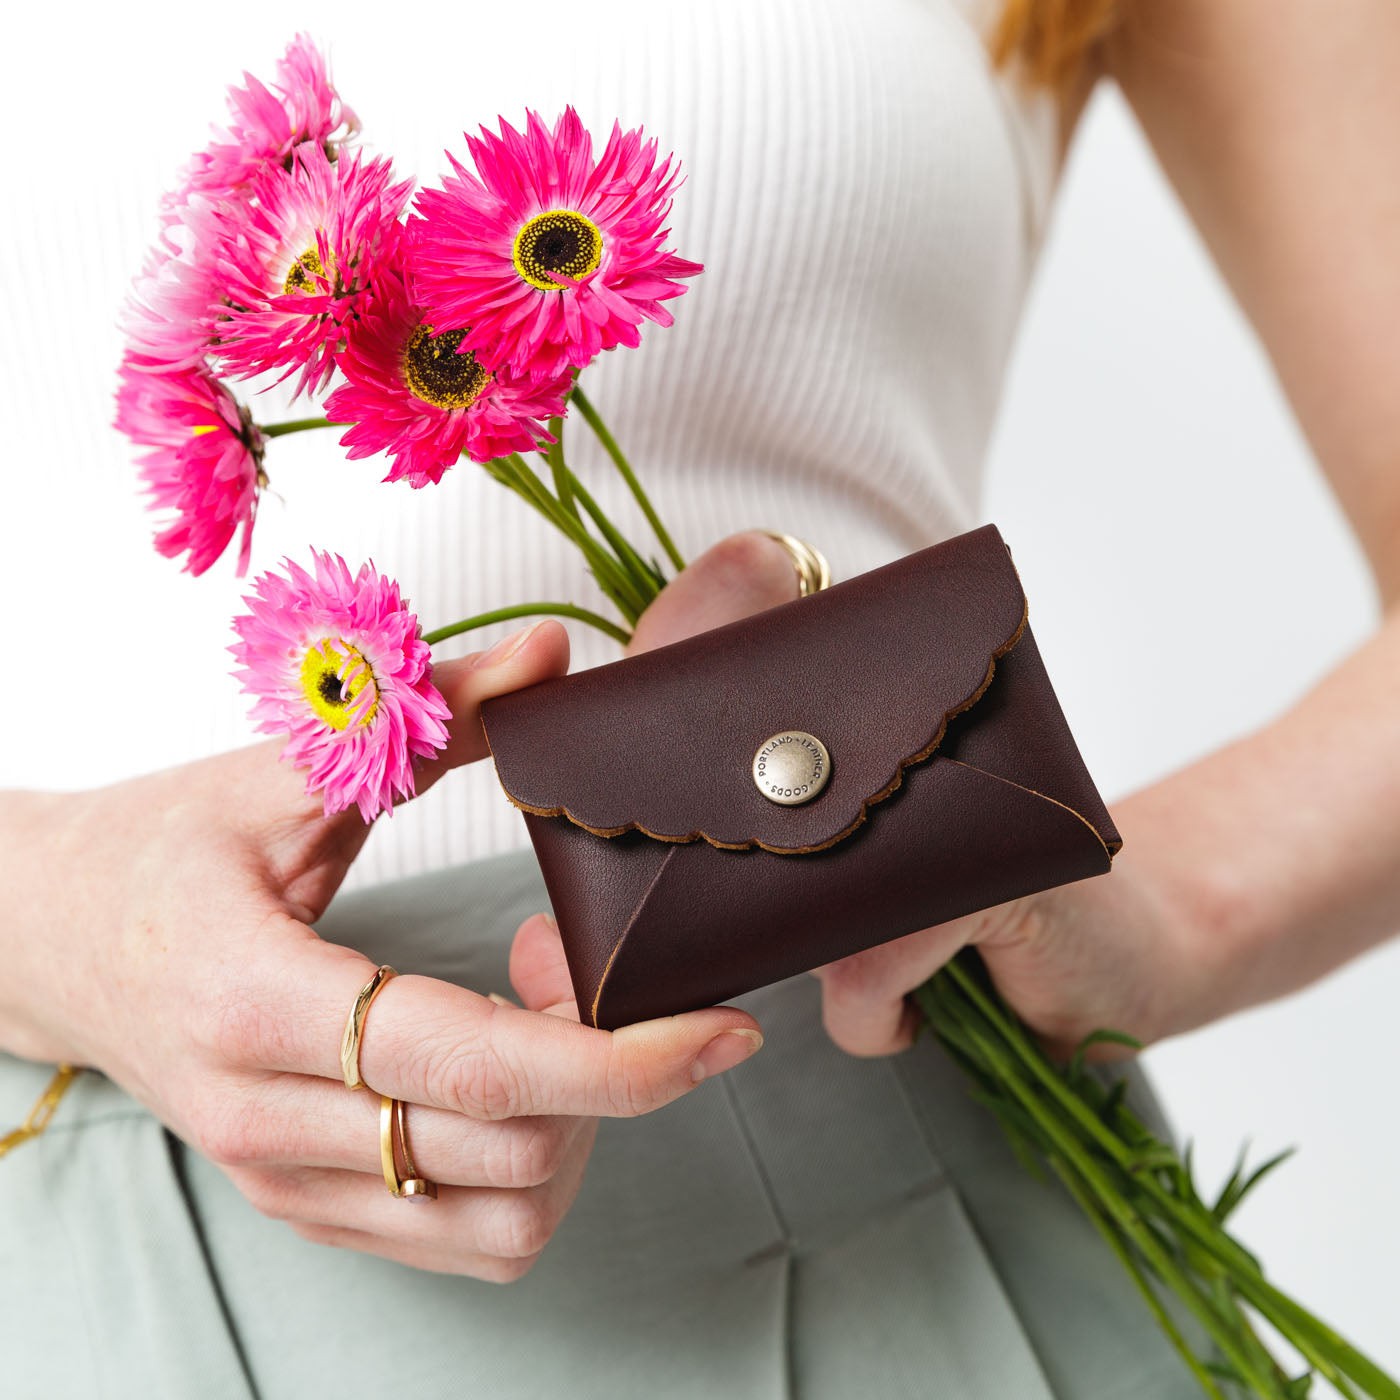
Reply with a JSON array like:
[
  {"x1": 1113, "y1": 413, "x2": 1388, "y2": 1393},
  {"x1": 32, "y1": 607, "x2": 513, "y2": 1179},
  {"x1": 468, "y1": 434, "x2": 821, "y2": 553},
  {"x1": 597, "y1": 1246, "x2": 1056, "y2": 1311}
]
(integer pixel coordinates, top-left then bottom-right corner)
[
  {"x1": 690, "y1": 1028, "x2": 764, "y2": 1084},
  {"x1": 486, "y1": 991, "x2": 517, "y2": 1008},
  {"x1": 472, "y1": 621, "x2": 543, "y2": 669}
]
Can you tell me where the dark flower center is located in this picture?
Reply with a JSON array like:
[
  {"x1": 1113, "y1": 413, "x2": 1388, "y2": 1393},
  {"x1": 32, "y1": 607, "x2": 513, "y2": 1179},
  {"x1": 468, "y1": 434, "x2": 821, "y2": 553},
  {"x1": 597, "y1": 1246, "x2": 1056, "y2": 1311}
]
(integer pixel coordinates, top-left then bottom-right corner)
[
  {"x1": 512, "y1": 210, "x2": 603, "y2": 291},
  {"x1": 318, "y1": 671, "x2": 347, "y2": 707},
  {"x1": 299, "y1": 639, "x2": 377, "y2": 731},
  {"x1": 283, "y1": 246, "x2": 327, "y2": 295},
  {"x1": 404, "y1": 326, "x2": 491, "y2": 411}
]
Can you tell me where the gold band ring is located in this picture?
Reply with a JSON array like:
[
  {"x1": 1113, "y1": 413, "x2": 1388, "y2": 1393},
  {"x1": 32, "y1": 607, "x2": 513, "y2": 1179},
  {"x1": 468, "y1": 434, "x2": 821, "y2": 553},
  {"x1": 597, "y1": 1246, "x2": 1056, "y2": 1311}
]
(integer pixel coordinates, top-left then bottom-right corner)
[
  {"x1": 340, "y1": 965, "x2": 397, "y2": 1091},
  {"x1": 380, "y1": 1095, "x2": 439, "y2": 1200},
  {"x1": 760, "y1": 531, "x2": 832, "y2": 596}
]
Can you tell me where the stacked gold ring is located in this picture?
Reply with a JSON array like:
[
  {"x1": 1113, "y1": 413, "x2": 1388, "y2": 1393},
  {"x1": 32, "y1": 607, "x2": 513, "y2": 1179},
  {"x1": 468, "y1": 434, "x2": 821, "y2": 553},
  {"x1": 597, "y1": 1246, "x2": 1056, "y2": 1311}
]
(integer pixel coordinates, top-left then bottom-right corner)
[
  {"x1": 380, "y1": 1095, "x2": 438, "y2": 1201},
  {"x1": 760, "y1": 531, "x2": 832, "y2": 596},
  {"x1": 341, "y1": 964, "x2": 439, "y2": 1201},
  {"x1": 340, "y1": 965, "x2": 396, "y2": 1091}
]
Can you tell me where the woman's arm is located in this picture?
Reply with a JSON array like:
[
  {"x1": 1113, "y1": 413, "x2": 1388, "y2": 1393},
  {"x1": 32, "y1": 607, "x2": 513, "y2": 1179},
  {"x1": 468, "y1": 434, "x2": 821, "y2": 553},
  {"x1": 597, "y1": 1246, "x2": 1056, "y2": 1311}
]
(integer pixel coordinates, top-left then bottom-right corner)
[
  {"x1": 802, "y1": 0, "x2": 1400, "y2": 1056},
  {"x1": 1102, "y1": 0, "x2": 1400, "y2": 599},
  {"x1": 1096, "y1": 0, "x2": 1400, "y2": 1017}
]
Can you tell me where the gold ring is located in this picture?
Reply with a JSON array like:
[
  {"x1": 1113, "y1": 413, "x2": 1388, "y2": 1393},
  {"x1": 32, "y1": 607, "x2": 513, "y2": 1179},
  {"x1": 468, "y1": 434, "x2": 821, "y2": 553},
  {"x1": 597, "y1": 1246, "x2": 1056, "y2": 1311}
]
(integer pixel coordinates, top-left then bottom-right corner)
[
  {"x1": 340, "y1": 965, "x2": 397, "y2": 1091},
  {"x1": 380, "y1": 1096, "x2": 439, "y2": 1201},
  {"x1": 760, "y1": 531, "x2": 832, "y2": 596}
]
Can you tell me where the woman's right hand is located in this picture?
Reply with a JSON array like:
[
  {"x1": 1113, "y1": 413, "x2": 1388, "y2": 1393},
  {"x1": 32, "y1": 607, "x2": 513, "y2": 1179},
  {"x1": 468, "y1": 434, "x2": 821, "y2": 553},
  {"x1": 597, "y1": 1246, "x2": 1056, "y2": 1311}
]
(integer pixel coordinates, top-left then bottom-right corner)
[{"x1": 0, "y1": 616, "x2": 764, "y2": 1281}]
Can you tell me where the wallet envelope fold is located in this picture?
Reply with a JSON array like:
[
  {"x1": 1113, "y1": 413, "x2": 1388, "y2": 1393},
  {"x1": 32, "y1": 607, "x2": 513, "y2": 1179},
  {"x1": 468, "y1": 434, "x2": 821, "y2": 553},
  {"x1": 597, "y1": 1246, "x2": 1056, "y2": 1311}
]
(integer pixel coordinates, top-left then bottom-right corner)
[{"x1": 479, "y1": 524, "x2": 1122, "y2": 1029}]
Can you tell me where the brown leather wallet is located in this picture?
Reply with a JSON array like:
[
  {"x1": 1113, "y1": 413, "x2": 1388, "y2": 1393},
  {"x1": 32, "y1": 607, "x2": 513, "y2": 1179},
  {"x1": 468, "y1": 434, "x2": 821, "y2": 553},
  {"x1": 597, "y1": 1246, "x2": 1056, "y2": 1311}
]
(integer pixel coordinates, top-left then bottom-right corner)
[{"x1": 478, "y1": 523, "x2": 1121, "y2": 1030}]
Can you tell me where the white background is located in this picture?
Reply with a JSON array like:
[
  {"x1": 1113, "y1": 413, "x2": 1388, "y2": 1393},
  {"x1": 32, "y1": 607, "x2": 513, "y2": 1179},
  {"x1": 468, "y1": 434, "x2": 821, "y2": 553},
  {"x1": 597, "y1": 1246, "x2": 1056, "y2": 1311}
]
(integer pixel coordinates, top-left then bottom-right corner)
[{"x1": 1, "y1": 5, "x2": 1395, "y2": 1379}]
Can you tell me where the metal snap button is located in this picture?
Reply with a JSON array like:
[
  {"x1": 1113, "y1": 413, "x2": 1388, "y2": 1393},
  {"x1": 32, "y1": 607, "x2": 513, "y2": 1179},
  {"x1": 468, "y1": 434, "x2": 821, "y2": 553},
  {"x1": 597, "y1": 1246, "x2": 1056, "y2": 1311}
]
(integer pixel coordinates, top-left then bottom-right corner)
[{"x1": 752, "y1": 731, "x2": 830, "y2": 805}]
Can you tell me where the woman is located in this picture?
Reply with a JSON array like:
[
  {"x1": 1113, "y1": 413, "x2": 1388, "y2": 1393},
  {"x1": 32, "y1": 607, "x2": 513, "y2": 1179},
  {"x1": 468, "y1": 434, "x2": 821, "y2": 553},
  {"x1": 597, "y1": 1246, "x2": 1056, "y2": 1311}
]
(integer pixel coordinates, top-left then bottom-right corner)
[{"x1": 3, "y1": 1, "x2": 1397, "y2": 1396}]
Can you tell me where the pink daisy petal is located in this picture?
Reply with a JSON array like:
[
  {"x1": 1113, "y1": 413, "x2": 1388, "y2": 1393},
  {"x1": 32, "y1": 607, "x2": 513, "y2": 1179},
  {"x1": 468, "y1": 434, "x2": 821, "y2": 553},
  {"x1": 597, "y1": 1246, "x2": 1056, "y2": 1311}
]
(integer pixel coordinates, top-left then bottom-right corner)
[
  {"x1": 326, "y1": 259, "x2": 571, "y2": 486},
  {"x1": 117, "y1": 191, "x2": 247, "y2": 375},
  {"x1": 409, "y1": 106, "x2": 702, "y2": 378},
  {"x1": 209, "y1": 143, "x2": 411, "y2": 397},
  {"x1": 230, "y1": 552, "x2": 451, "y2": 822},
  {"x1": 165, "y1": 34, "x2": 360, "y2": 216},
  {"x1": 114, "y1": 356, "x2": 265, "y2": 577}
]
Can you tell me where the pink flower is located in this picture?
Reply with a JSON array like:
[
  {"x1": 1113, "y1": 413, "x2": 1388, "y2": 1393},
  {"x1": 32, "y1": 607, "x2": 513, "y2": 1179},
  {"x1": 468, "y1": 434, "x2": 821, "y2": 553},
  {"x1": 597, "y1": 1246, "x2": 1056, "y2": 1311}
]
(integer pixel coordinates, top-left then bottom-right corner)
[
  {"x1": 119, "y1": 197, "x2": 227, "y2": 375},
  {"x1": 410, "y1": 108, "x2": 703, "y2": 379},
  {"x1": 230, "y1": 552, "x2": 451, "y2": 822},
  {"x1": 114, "y1": 356, "x2": 265, "y2": 576},
  {"x1": 210, "y1": 143, "x2": 410, "y2": 396},
  {"x1": 325, "y1": 261, "x2": 572, "y2": 486},
  {"x1": 167, "y1": 33, "x2": 359, "y2": 214}
]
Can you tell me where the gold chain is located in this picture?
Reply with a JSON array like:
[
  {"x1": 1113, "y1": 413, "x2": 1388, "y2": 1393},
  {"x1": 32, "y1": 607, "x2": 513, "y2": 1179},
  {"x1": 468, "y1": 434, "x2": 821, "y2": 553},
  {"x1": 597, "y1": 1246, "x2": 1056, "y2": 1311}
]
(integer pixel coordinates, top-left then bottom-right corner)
[{"x1": 0, "y1": 1064, "x2": 81, "y2": 1160}]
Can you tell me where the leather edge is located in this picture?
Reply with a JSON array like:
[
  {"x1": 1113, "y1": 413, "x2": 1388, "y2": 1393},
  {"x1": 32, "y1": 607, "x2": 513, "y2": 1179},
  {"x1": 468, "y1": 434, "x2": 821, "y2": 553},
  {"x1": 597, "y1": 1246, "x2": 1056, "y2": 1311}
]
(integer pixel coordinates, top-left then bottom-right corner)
[
  {"x1": 589, "y1": 844, "x2": 682, "y2": 1028},
  {"x1": 486, "y1": 594, "x2": 1030, "y2": 857},
  {"x1": 940, "y1": 758, "x2": 1116, "y2": 863}
]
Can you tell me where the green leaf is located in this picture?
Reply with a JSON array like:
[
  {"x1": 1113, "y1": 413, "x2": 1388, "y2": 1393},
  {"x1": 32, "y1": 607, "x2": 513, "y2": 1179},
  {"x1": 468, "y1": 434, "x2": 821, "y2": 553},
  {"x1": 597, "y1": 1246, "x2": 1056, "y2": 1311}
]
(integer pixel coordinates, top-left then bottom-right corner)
[
  {"x1": 1174, "y1": 1140, "x2": 1207, "y2": 1209},
  {"x1": 1100, "y1": 1078, "x2": 1128, "y2": 1126},
  {"x1": 1283, "y1": 1372, "x2": 1314, "y2": 1399},
  {"x1": 1212, "y1": 1143, "x2": 1251, "y2": 1225},
  {"x1": 1205, "y1": 1361, "x2": 1244, "y2": 1384},
  {"x1": 1213, "y1": 1147, "x2": 1297, "y2": 1224},
  {"x1": 1127, "y1": 1144, "x2": 1184, "y2": 1173}
]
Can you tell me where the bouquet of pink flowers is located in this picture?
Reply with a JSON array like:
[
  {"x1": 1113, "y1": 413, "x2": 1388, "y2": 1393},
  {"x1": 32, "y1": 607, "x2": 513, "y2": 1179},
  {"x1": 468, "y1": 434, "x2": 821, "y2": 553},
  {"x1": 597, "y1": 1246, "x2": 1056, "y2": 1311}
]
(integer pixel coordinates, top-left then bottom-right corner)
[
  {"x1": 103, "y1": 36, "x2": 1398, "y2": 1400},
  {"x1": 116, "y1": 34, "x2": 700, "y2": 822}
]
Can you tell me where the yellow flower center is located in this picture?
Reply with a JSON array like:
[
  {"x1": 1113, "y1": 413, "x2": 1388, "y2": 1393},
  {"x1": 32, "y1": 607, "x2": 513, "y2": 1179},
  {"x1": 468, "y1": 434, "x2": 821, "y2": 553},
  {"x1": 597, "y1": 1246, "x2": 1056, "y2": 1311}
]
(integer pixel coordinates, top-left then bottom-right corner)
[
  {"x1": 404, "y1": 326, "x2": 492, "y2": 410},
  {"x1": 283, "y1": 245, "x2": 328, "y2": 295},
  {"x1": 299, "y1": 639, "x2": 378, "y2": 731},
  {"x1": 511, "y1": 210, "x2": 603, "y2": 291}
]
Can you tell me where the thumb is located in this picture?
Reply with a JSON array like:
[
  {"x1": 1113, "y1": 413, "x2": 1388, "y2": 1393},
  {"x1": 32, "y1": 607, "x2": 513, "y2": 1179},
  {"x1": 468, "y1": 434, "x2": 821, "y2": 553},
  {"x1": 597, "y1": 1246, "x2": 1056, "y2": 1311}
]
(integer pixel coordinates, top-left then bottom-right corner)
[
  {"x1": 508, "y1": 912, "x2": 581, "y2": 1018},
  {"x1": 627, "y1": 531, "x2": 801, "y2": 655},
  {"x1": 414, "y1": 618, "x2": 571, "y2": 796}
]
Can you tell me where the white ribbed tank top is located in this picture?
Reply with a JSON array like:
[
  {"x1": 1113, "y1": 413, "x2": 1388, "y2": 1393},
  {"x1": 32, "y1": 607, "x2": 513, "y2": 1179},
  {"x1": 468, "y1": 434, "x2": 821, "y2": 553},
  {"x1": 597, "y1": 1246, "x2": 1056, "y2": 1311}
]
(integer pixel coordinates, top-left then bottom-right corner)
[{"x1": 0, "y1": 0, "x2": 1060, "y2": 889}]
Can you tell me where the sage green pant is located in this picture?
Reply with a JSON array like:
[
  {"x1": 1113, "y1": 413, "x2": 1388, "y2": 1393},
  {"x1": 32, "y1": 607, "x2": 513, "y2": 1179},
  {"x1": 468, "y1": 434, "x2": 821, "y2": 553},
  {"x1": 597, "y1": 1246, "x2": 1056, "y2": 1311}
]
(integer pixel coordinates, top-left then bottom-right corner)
[{"x1": 1, "y1": 848, "x2": 1198, "y2": 1399}]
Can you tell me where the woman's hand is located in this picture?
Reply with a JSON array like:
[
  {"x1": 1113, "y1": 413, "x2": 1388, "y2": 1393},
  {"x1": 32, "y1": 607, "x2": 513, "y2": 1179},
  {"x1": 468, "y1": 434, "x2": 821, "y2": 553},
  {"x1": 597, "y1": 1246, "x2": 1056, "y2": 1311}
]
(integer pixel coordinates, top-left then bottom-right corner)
[
  {"x1": 808, "y1": 823, "x2": 1202, "y2": 1060},
  {"x1": 630, "y1": 531, "x2": 1210, "y2": 1064},
  {"x1": 0, "y1": 616, "x2": 765, "y2": 1281}
]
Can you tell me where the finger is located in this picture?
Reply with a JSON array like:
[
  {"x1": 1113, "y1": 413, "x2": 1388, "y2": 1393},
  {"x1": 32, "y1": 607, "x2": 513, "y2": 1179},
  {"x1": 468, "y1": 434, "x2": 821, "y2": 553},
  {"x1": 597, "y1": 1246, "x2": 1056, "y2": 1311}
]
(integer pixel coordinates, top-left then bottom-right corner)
[
  {"x1": 415, "y1": 619, "x2": 571, "y2": 794},
  {"x1": 235, "y1": 923, "x2": 766, "y2": 1118},
  {"x1": 235, "y1": 1127, "x2": 594, "y2": 1262},
  {"x1": 287, "y1": 1221, "x2": 545, "y2": 1282},
  {"x1": 207, "y1": 1069, "x2": 596, "y2": 1192},
  {"x1": 813, "y1": 919, "x2": 970, "y2": 1057},
  {"x1": 627, "y1": 531, "x2": 800, "y2": 655},
  {"x1": 508, "y1": 913, "x2": 578, "y2": 1016},
  {"x1": 211, "y1": 1073, "x2": 595, "y2": 1189}
]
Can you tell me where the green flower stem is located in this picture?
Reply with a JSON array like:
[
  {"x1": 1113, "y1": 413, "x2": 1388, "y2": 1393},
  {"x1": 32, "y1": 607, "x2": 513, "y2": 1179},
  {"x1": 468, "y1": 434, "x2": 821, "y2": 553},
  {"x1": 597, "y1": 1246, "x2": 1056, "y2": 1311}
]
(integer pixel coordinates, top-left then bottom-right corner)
[
  {"x1": 930, "y1": 970, "x2": 1326, "y2": 1392},
  {"x1": 499, "y1": 451, "x2": 650, "y2": 616},
  {"x1": 1232, "y1": 1277, "x2": 1377, "y2": 1400},
  {"x1": 570, "y1": 386, "x2": 686, "y2": 573},
  {"x1": 918, "y1": 980, "x2": 1288, "y2": 1399},
  {"x1": 550, "y1": 456, "x2": 666, "y2": 599},
  {"x1": 486, "y1": 454, "x2": 650, "y2": 623},
  {"x1": 422, "y1": 602, "x2": 630, "y2": 648},
  {"x1": 945, "y1": 960, "x2": 1261, "y2": 1278},
  {"x1": 919, "y1": 962, "x2": 1400, "y2": 1399},
  {"x1": 259, "y1": 416, "x2": 334, "y2": 438},
  {"x1": 545, "y1": 416, "x2": 576, "y2": 519},
  {"x1": 945, "y1": 964, "x2": 1385, "y2": 1394},
  {"x1": 1046, "y1": 1155, "x2": 1230, "y2": 1400}
]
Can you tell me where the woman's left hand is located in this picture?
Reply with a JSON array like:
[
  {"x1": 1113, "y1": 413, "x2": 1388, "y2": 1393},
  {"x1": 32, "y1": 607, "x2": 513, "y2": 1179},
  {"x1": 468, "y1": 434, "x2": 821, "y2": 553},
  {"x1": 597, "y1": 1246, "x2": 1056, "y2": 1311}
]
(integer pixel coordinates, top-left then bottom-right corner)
[
  {"x1": 631, "y1": 530, "x2": 1212, "y2": 1062},
  {"x1": 808, "y1": 814, "x2": 1206, "y2": 1060}
]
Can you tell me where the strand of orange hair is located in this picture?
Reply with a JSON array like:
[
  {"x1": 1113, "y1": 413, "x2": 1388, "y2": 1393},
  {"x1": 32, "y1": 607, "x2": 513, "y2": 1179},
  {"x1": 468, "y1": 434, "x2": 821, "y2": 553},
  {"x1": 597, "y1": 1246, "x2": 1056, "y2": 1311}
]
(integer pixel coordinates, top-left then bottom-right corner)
[{"x1": 990, "y1": 0, "x2": 1122, "y2": 92}]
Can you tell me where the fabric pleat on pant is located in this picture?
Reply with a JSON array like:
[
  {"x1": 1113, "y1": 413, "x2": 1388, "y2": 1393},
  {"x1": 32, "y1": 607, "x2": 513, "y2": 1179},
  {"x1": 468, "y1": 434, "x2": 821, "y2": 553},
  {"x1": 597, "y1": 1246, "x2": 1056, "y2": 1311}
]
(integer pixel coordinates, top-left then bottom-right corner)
[{"x1": 1, "y1": 850, "x2": 1200, "y2": 1399}]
